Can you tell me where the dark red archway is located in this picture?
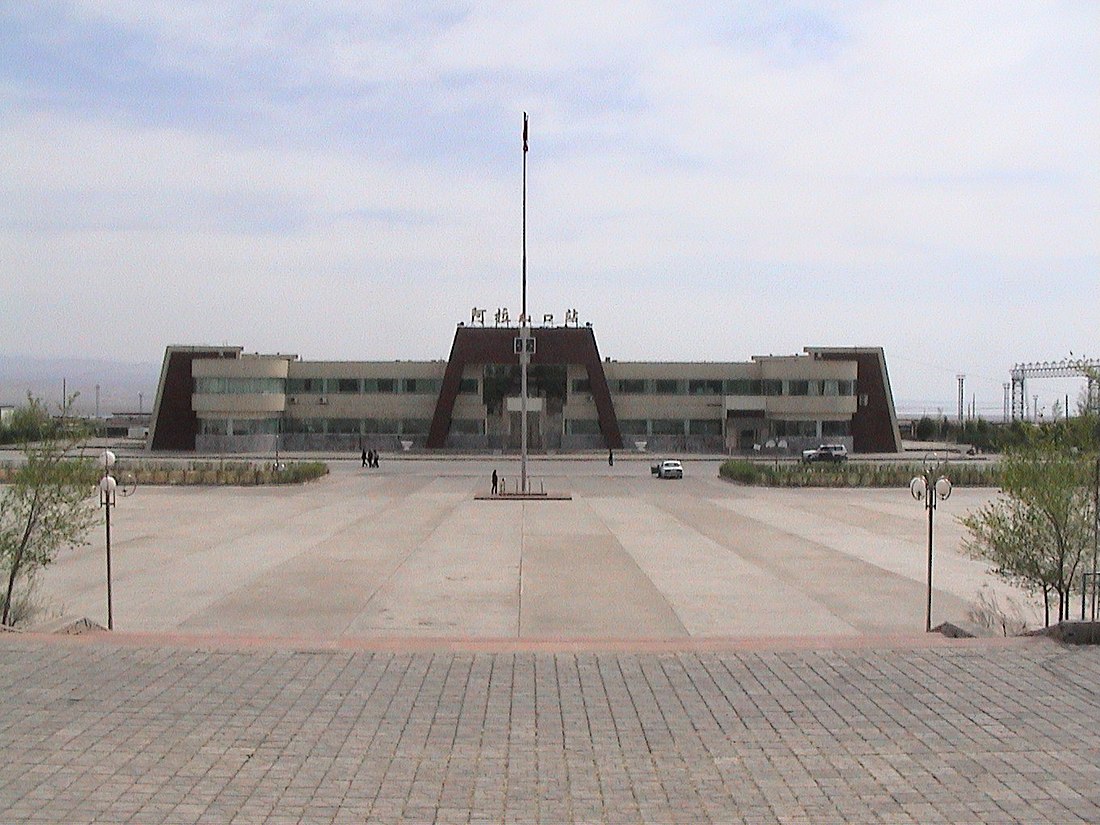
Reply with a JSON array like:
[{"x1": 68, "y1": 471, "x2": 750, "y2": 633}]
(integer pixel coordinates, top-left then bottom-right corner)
[{"x1": 427, "y1": 326, "x2": 622, "y2": 449}]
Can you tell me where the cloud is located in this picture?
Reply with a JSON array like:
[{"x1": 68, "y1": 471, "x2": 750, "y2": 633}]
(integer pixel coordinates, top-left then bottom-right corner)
[{"x1": 0, "y1": 2, "x2": 1096, "y2": 412}]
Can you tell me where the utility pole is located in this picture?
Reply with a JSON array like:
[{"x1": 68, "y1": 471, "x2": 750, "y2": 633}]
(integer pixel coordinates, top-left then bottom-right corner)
[{"x1": 956, "y1": 375, "x2": 965, "y2": 424}]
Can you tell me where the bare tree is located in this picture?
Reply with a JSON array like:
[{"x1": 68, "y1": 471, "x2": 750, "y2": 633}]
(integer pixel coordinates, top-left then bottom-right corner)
[
  {"x1": 961, "y1": 443, "x2": 1095, "y2": 625},
  {"x1": 0, "y1": 396, "x2": 97, "y2": 626}
]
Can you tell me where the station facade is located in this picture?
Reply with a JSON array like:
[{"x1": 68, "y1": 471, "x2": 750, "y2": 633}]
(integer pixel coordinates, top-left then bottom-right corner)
[{"x1": 148, "y1": 324, "x2": 902, "y2": 455}]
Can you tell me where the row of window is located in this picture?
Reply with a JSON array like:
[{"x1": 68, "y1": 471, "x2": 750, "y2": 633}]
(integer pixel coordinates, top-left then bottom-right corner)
[
  {"x1": 285, "y1": 377, "x2": 458, "y2": 395},
  {"x1": 194, "y1": 377, "x2": 285, "y2": 395},
  {"x1": 771, "y1": 420, "x2": 852, "y2": 437},
  {"x1": 565, "y1": 418, "x2": 852, "y2": 438},
  {"x1": 199, "y1": 418, "x2": 281, "y2": 436},
  {"x1": 195, "y1": 377, "x2": 479, "y2": 396},
  {"x1": 565, "y1": 419, "x2": 724, "y2": 436},
  {"x1": 199, "y1": 416, "x2": 848, "y2": 439},
  {"x1": 200, "y1": 417, "x2": 486, "y2": 436},
  {"x1": 195, "y1": 375, "x2": 852, "y2": 400},
  {"x1": 598, "y1": 378, "x2": 856, "y2": 397}
]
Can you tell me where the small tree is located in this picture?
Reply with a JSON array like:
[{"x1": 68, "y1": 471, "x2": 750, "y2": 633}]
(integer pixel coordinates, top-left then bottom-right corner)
[
  {"x1": 961, "y1": 441, "x2": 1096, "y2": 626},
  {"x1": 0, "y1": 396, "x2": 98, "y2": 626}
]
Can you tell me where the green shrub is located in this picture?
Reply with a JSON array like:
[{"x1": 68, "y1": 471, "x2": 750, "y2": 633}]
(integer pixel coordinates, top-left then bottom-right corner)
[
  {"x1": 719, "y1": 459, "x2": 1001, "y2": 488},
  {"x1": 719, "y1": 460, "x2": 762, "y2": 484},
  {"x1": 44, "y1": 459, "x2": 333, "y2": 487}
]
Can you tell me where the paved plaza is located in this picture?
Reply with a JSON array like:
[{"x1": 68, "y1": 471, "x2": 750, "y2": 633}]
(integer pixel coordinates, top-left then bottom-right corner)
[
  {"x1": 6, "y1": 456, "x2": 1092, "y2": 823},
  {"x1": 1, "y1": 634, "x2": 1099, "y2": 824},
  {"x1": 35, "y1": 457, "x2": 1039, "y2": 637}
]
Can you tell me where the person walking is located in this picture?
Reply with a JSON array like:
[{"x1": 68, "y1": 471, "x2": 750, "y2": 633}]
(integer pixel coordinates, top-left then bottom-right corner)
[
  {"x1": 361, "y1": 448, "x2": 368, "y2": 468},
  {"x1": 371, "y1": 450, "x2": 380, "y2": 469},
  {"x1": 608, "y1": 449, "x2": 614, "y2": 467},
  {"x1": 491, "y1": 469, "x2": 498, "y2": 495}
]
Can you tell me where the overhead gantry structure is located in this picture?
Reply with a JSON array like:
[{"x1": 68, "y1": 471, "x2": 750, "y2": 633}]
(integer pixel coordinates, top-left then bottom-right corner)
[{"x1": 1010, "y1": 358, "x2": 1100, "y2": 420}]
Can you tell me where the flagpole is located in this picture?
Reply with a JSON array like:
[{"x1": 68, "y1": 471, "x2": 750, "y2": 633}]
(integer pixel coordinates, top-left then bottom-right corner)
[{"x1": 520, "y1": 112, "x2": 529, "y2": 493}]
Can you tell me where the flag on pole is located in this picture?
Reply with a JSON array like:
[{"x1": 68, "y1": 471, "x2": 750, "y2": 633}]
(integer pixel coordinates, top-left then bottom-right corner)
[{"x1": 522, "y1": 112, "x2": 528, "y2": 152}]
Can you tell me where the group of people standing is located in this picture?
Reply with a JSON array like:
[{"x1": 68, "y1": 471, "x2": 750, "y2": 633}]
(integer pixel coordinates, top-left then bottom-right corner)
[{"x1": 361, "y1": 448, "x2": 380, "y2": 468}]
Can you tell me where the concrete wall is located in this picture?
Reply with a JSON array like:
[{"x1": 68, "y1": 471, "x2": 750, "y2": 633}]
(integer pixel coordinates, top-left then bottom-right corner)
[
  {"x1": 193, "y1": 356, "x2": 290, "y2": 379},
  {"x1": 196, "y1": 434, "x2": 280, "y2": 454}
]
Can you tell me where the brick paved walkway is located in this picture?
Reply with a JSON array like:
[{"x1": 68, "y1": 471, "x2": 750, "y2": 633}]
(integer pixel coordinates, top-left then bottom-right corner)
[{"x1": 1, "y1": 635, "x2": 1099, "y2": 824}]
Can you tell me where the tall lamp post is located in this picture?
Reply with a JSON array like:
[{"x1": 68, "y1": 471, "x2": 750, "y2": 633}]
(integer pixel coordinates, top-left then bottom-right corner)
[
  {"x1": 519, "y1": 111, "x2": 531, "y2": 493},
  {"x1": 910, "y1": 457, "x2": 952, "y2": 632},
  {"x1": 98, "y1": 450, "x2": 135, "y2": 630}
]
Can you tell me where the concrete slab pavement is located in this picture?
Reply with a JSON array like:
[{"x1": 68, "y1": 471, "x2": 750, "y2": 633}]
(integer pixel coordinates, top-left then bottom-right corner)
[{"x1": 32, "y1": 458, "x2": 1040, "y2": 639}]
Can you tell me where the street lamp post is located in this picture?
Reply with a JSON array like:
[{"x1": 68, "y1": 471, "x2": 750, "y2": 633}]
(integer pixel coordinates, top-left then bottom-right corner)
[
  {"x1": 98, "y1": 449, "x2": 135, "y2": 630},
  {"x1": 910, "y1": 458, "x2": 952, "y2": 632}
]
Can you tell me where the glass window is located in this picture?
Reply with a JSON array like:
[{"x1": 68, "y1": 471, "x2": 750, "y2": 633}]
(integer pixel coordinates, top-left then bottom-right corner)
[
  {"x1": 195, "y1": 377, "x2": 284, "y2": 394},
  {"x1": 762, "y1": 380, "x2": 783, "y2": 396},
  {"x1": 194, "y1": 377, "x2": 224, "y2": 394},
  {"x1": 232, "y1": 418, "x2": 280, "y2": 435},
  {"x1": 284, "y1": 417, "x2": 324, "y2": 434},
  {"x1": 616, "y1": 379, "x2": 647, "y2": 394},
  {"x1": 823, "y1": 380, "x2": 839, "y2": 396},
  {"x1": 619, "y1": 419, "x2": 648, "y2": 435},
  {"x1": 774, "y1": 420, "x2": 816, "y2": 437},
  {"x1": 327, "y1": 418, "x2": 360, "y2": 434},
  {"x1": 655, "y1": 379, "x2": 681, "y2": 395},
  {"x1": 786, "y1": 380, "x2": 810, "y2": 396},
  {"x1": 688, "y1": 379, "x2": 723, "y2": 396},
  {"x1": 839, "y1": 380, "x2": 855, "y2": 396},
  {"x1": 822, "y1": 420, "x2": 851, "y2": 436},
  {"x1": 724, "y1": 379, "x2": 762, "y2": 395},
  {"x1": 199, "y1": 418, "x2": 229, "y2": 435},
  {"x1": 402, "y1": 379, "x2": 440, "y2": 394},
  {"x1": 571, "y1": 378, "x2": 591, "y2": 394},
  {"x1": 335, "y1": 378, "x2": 359, "y2": 394},
  {"x1": 689, "y1": 419, "x2": 722, "y2": 435},
  {"x1": 651, "y1": 419, "x2": 685, "y2": 435},
  {"x1": 459, "y1": 378, "x2": 479, "y2": 394},
  {"x1": 363, "y1": 378, "x2": 398, "y2": 393},
  {"x1": 400, "y1": 418, "x2": 430, "y2": 435},
  {"x1": 287, "y1": 377, "x2": 323, "y2": 394},
  {"x1": 566, "y1": 419, "x2": 600, "y2": 435}
]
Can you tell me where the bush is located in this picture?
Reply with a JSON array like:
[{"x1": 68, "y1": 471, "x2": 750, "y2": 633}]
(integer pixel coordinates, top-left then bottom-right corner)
[
  {"x1": 719, "y1": 459, "x2": 1001, "y2": 488},
  {"x1": 719, "y1": 460, "x2": 763, "y2": 484},
  {"x1": 0, "y1": 574, "x2": 42, "y2": 626}
]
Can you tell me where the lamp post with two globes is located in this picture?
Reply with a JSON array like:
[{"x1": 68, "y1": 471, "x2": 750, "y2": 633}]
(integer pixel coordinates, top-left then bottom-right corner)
[
  {"x1": 97, "y1": 450, "x2": 135, "y2": 630},
  {"x1": 910, "y1": 457, "x2": 952, "y2": 632}
]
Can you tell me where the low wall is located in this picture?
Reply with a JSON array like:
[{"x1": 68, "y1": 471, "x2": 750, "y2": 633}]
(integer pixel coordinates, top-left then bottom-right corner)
[
  {"x1": 444, "y1": 434, "x2": 491, "y2": 450},
  {"x1": 196, "y1": 434, "x2": 279, "y2": 454},
  {"x1": 640, "y1": 435, "x2": 725, "y2": 454},
  {"x1": 746, "y1": 436, "x2": 854, "y2": 456}
]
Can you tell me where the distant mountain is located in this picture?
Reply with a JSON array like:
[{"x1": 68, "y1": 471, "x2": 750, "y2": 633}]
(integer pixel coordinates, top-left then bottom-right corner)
[{"x1": 0, "y1": 354, "x2": 161, "y2": 417}]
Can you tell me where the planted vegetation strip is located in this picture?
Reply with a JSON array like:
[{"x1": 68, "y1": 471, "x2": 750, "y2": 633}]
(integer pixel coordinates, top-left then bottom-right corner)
[
  {"x1": 719, "y1": 459, "x2": 1002, "y2": 488},
  {"x1": 0, "y1": 460, "x2": 328, "y2": 486}
]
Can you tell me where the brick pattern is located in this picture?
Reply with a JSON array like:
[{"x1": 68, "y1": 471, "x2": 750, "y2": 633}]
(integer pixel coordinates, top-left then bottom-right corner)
[{"x1": 1, "y1": 639, "x2": 1098, "y2": 824}]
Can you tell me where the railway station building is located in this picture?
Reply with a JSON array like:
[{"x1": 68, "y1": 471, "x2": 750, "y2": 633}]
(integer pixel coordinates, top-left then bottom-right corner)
[{"x1": 148, "y1": 323, "x2": 902, "y2": 455}]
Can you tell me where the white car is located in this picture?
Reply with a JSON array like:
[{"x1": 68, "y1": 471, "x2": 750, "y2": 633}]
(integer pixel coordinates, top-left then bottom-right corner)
[
  {"x1": 801, "y1": 444, "x2": 849, "y2": 464},
  {"x1": 652, "y1": 459, "x2": 684, "y2": 479}
]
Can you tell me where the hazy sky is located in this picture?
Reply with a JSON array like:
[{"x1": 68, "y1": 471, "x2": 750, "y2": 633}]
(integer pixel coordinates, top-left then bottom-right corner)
[{"x1": 2, "y1": 2, "x2": 1097, "y2": 416}]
